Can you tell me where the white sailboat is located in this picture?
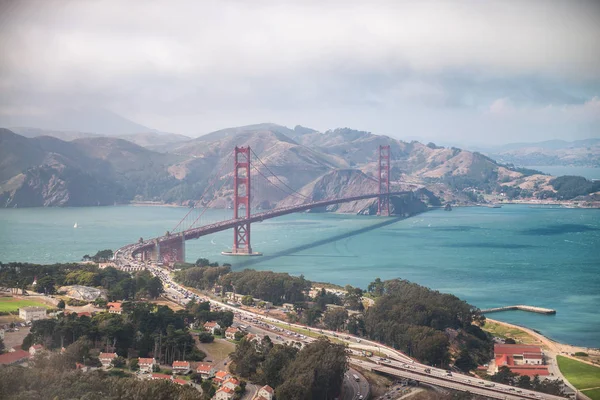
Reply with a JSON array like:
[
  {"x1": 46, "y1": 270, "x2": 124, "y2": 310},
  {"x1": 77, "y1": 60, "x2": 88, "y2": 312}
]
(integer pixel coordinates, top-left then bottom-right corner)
[{"x1": 74, "y1": 222, "x2": 78, "y2": 228}]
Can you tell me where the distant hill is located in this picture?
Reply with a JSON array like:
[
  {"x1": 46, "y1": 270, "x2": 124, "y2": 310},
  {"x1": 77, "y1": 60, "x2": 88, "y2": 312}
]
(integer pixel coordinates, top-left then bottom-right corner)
[
  {"x1": 3, "y1": 123, "x2": 594, "y2": 209},
  {"x1": 0, "y1": 107, "x2": 155, "y2": 136},
  {"x1": 10, "y1": 127, "x2": 191, "y2": 152},
  {"x1": 484, "y1": 138, "x2": 600, "y2": 167}
]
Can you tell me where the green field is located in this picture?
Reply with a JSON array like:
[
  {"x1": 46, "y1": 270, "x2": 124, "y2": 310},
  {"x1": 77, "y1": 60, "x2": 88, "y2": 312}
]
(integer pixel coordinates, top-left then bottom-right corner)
[
  {"x1": 557, "y1": 355, "x2": 600, "y2": 398},
  {"x1": 583, "y1": 388, "x2": 600, "y2": 400},
  {"x1": 0, "y1": 297, "x2": 48, "y2": 312}
]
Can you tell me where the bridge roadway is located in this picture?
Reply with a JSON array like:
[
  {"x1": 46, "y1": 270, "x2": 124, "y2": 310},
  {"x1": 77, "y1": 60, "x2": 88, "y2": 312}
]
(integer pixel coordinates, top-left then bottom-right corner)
[{"x1": 128, "y1": 191, "x2": 411, "y2": 256}]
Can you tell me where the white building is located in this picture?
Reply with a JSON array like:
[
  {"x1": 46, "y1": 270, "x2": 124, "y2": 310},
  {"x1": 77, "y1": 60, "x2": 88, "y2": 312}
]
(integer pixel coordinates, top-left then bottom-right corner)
[
  {"x1": 196, "y1": 363, "x2": 216, "y2": 379},
  {"x1": 255, "y1": 385, "x2": 274, "y2": 400},
  {"x1": 19, "y1": 307, "x2": 47, "y2": 322},
  {"x1": 172, "y1": 360, "x2": 190, "y2": 374},
  {"x1": 99, "y1": 352, "x2": 117, "y2": 368},
  {"x1": 138, "y1": 357, "x2": 156, "y2": 373}
]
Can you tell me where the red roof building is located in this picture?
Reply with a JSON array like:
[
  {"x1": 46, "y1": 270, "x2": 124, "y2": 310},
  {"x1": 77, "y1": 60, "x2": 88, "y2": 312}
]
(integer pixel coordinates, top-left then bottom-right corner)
[
  {"x1": 494, "y1": 344, "x2": 548, "y2": 377},
  {"x1": 107, "y1": 302, "x2": 122, "y2": 314},
  {"x1": 0, "y1": 347, "x2": 31, "y2": 365}
]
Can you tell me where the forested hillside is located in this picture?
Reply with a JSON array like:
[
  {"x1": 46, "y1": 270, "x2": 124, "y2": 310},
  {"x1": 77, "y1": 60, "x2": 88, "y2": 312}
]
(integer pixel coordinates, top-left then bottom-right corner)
[{"x1": 2, "y1": 123, "x2": 586, "y2": 209}]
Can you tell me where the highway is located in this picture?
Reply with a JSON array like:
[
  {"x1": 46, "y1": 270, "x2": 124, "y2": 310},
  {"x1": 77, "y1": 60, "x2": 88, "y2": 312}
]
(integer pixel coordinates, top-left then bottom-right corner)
[{"x1": 114, "y1": 249, "x2": 567, "y2": 400}]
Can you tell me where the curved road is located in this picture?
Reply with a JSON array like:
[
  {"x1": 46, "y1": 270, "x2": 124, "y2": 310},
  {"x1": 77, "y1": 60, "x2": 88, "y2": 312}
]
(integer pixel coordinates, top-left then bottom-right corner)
[{"x1": 114, "y1": 248, "x2": 567, "y2": 400}]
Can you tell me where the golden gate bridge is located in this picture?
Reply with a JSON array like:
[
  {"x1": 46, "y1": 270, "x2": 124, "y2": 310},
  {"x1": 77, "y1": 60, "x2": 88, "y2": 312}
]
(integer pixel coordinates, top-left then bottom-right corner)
[{"x1": 125, "y1": 145, "x2": 411, "y2": 264}]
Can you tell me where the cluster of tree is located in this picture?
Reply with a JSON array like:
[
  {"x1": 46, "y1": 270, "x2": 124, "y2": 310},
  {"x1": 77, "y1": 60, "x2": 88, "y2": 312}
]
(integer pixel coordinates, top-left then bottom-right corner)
[
  {"x1": 230, "y1": 336, "x2": 348, "y2": 400},
  {"x1": 22, "y1": 302, "x2": 206, "y2": 364},
  {"x1": 173, "y1": 265, "x2": 231, "y2": 291},
  {"x1": 550, "y1": 175, "x2": 600, "y2": 200},
  {"x1": 185, "y1": 299, "x2": 234, "y2": 331},
  {"x1": 219, "y1": 269, "x2": 311, "y2": 305},
  {"x1": 0, "y1": 262, "x2": 163, "y2": 301},
  {"x1": 363, "y1": 278, "x2": 491, "y2": 367},
  {"x1": 82, "y1": 249, "x2": 114, "y2": 262},
  {"x1": 492, "y1": 366, "x2": 564, "y2": 395},
  {"x1": 0, "y1": 351, "x2": 199, "y2": 400}
]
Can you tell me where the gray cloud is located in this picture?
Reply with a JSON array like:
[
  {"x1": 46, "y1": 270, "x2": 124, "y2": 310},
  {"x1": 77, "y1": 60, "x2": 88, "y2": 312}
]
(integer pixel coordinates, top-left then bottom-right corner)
[{"x1": 0, "y1": 0, "x2": 599, "y2": 144}]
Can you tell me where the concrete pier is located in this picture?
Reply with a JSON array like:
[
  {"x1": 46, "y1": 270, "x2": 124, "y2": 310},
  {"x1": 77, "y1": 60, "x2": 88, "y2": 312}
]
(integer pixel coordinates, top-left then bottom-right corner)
[{"x1": 481, "y1": 305, "x2": 556, "y2": 315}]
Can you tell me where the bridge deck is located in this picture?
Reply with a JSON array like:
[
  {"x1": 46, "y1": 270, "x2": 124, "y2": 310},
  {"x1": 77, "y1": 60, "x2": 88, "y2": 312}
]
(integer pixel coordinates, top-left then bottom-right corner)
[{"x1": 132, "y1": 191, "x2": 410, "y2": 255}]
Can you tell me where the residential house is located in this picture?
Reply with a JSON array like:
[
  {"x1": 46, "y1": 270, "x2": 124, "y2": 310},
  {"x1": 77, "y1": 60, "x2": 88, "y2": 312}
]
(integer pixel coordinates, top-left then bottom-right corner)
[
  {"x1": 494, "y1": 344, "x2": 549, "y2": 377},
  {"x1": 139, "y1": 357, "x2": 157, "y2": 373},
  {"x1": 222, "y1": 377, "x2": 240, "y2": 391},
  {"x1": 204, "y1": 321, "x2": 221, "y2": 334},
  {"x1": 213, "y1": 370, "x2": 231, "y2": 385},
  {"x1": 172, "y1": 360, "x2": 190, "y2": 374},
  {"x1": 18, "y1": 306, "x2": 47, "y2": 322},
  {"x1": 225, "y1": 327, "x2": 239, "y2": 340},
  {"x1": 196, "y1": 363, "x2": 216, "y2": 379},
  {"x1": 107, "y1": 302, "x2": 122, "y2": 314},
  {"x1": 255, "y1": 385, "x2": 274, "y2": 400},
  {"x1": 28, "y1": 344, "x2": 44, "y2": 356},
  {"x1": 99, "y1": 352, "x2": 117, "y2": 368},
  {"x1": 215, "y1": 386, "x2": 235, "y2": 400}
]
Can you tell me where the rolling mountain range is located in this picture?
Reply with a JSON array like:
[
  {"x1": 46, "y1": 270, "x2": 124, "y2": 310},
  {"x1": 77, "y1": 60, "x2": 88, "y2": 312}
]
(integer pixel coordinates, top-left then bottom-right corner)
[
  {"x1": 1, "y1": 123, "x2": 594, "y2": 209},
  {"x1": 482, "y1": 139, "x2": 600, "y2": 167}
]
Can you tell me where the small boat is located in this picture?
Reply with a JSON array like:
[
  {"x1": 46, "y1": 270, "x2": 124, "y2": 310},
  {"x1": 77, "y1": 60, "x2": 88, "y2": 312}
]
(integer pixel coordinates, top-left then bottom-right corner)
[
  {"x1": 74, "y1": 222, "x2": 78, "y2": 228},
  {"x1": 487, "y1": 204, "x2": 502, "y2": 208}
]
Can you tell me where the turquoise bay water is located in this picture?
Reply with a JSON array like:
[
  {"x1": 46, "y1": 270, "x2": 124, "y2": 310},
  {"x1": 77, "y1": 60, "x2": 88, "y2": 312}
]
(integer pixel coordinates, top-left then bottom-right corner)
[
  {"x1": 526, "y1": 165, "x2": 600, "y2": 180},
  {"x1": 1, "y1": 205, "x2": 599, "y2": 347}
]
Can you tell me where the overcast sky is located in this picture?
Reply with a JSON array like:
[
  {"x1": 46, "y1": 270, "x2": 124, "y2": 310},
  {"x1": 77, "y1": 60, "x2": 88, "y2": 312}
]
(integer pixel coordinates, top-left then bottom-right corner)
[{"x1": 1, "y1": 0, "x2": 599, "y2": 145}]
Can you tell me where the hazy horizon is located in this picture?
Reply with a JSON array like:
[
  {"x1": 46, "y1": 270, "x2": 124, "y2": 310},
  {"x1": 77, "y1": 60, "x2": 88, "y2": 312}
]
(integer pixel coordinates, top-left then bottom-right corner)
[{"x1": 1, "y1": 1, "x2": 599, "y2": 146}]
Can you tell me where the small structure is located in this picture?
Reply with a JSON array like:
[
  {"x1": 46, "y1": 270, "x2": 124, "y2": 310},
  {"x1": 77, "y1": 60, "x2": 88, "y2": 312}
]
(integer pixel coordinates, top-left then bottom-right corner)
[
  {"x1": 204, "y1": 321, "x2": 221, "y2": 334},
  {"x1": 215, "y1": 386, "x2": 235, "y2": 400},
  {"x1": 28, "y1": 344, "x2": 44, "y2": 356},
  {"x1": 225, "y1": 327, "x2": 239, "y2": 340},
  {"x1": 107, "y1": 302, "x2": 122, "y2": 314},
  {"x1": 282, "y1": 303, "x2": 294, "y2": 311},
  {"x1": 494, "y1": 344, "x2": 549, "y2": 376},
  {"x1": 150, "y1": 373, "x2": 171, "y2": 380},
  {"x1": 99, "y1": 352, "x2": 117, "y2": 368},
  {"x1": 138, "y1": 357, "x2": 157, "y2": 373},
  {"x1": 172, "y1": 378, "x2": 188, "y2": 386},
  {"x1": 255, "y1": 385, "x2": 274, "y2": 400},
  {"x1": 213, "y1": 370, "x2": 231, "y2": 385},
  {"x1": 18, "y1": 306, "x2": 47, "y2": 322},
  {"x1": 172, "y1": 360, "x2": 190, "y2": 374},
  {"x1": 196, "y1": 363, "x2": 216, "y2": 379}
]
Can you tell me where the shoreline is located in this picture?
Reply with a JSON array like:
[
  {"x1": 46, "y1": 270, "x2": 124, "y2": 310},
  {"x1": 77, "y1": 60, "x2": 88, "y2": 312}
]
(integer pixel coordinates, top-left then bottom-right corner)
[{"x1": 485, "y1": 317, "x2": 600, "y2": 359}]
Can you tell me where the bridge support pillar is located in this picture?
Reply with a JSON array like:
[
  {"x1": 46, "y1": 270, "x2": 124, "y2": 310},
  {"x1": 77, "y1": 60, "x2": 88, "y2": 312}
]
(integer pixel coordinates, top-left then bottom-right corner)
[
  {"x1": 157, "y1": 234, "x2": 186, "y2": 265},
  {"x1": 224, "y1": 146, "x2": 261, "y2": 256},
  {"x1": 378, "y1": 145, "x2": 391, "y2": 216}
]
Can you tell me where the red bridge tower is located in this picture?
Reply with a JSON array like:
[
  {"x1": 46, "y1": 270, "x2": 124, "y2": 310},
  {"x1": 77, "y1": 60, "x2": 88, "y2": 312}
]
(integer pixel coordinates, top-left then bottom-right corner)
[
  {"x1": 232, "y1": 146, "x2": 253, "y2": 254},
  {"x1": 378, "y1": 145, "x2": 391, "y2": 216}
]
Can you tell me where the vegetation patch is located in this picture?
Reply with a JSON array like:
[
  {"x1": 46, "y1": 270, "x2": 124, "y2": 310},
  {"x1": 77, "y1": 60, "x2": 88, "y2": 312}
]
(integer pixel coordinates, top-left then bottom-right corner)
[
  {"x1": 581, "y1": 388, "x2": 600, "y2": 400},
  {"x1": 0, "y1": 297, "x2": 48, "y2": 313},
  {"x1": 557, "y1": 355, "x2": 600, "y2": 391},
  {"x1": 482, "y1": 320, "x2": 543, "y2": 347}
]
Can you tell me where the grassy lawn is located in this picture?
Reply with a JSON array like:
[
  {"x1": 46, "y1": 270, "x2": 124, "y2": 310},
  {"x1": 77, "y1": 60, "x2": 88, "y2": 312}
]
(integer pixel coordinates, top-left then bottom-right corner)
[
  {"x1": 0, "y1": 297, "x2": 49, "y2": 313},
  {"x1": 482, "y1": 320, "x2": 543, "y2": 346},
  {"x1": 557, "y1": 356, "x2": 600, "y2": 392},
  {"x1": 197, "y1": 338, "x2": 235, "y2": 363},
  {"x1": 582, "y1": 388, "x2": 600, "y2": 400}
]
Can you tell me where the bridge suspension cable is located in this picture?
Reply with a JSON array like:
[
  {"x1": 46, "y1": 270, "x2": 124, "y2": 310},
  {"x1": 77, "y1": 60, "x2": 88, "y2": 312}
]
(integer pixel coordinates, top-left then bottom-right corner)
[
  {"x1": 250, "y1": 149, "x2": 309, "y2": 200},
  {"x1": 171, "y1": 152, "x2": 233, "y2": 233}
]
